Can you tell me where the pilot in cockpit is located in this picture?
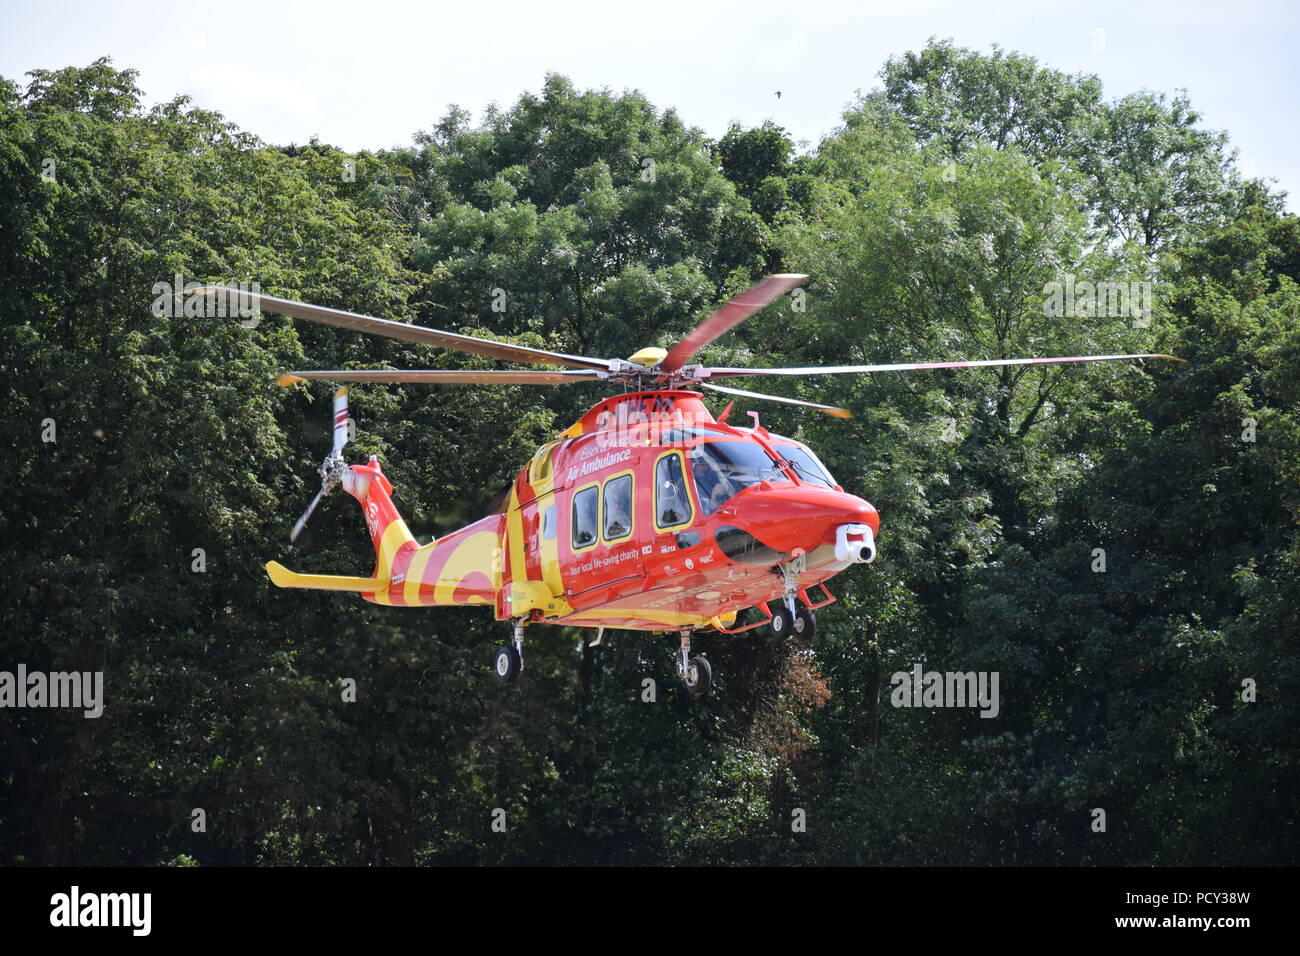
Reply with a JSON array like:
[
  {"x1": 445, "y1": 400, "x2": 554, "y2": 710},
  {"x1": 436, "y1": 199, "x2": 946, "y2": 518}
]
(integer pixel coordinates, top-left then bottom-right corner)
[{"x1": 691, "y1": 449, "x2": 732, "y2": 513}]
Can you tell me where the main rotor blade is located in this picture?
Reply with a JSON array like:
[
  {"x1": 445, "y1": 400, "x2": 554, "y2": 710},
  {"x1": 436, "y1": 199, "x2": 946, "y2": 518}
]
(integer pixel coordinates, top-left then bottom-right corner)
[
  {"x1": 659, "y1": 274, "x2": 808, "y2": 373},
  {"x1": 706, "y1": 353, "x2": 1186, "y2": 378},
  {"x1": 189, "y1": 286, "x2": 610, "y2": 372},
  {"x1": 700, "y1": 381, "x2": 851, "y2": 418},
  {"x1": 276, "y1": 369, "x2": 605, "y2": 386}
]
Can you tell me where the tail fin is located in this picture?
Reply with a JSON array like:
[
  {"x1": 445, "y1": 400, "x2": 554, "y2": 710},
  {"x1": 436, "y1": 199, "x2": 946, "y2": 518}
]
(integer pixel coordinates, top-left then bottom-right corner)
[
  {"x1": 342, "y1": 456, "x2": 418, "y2": 581},
  {"x1": 267, "y1": 388, "x2": 424, "y2": 603}
]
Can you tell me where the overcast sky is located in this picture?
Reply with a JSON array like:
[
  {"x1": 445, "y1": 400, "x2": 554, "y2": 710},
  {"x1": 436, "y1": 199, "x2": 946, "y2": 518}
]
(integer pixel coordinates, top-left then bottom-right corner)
[{"x1": 2, "y1": 0, "x2": 1295, "y2": 209}]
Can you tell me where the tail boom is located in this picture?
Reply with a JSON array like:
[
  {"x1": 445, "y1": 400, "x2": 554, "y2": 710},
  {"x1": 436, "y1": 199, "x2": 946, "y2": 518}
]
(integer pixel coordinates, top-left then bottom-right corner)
[{"x1": 266, "y1": 457, "x2": 503, "y2": 608}]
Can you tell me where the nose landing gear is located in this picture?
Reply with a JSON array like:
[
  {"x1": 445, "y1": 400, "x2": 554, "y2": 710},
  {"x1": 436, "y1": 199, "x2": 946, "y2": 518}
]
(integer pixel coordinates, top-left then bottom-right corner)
[
  {"x1": 770, "y1": 603, "x2": 816, "y2": 639},
  {"x1": 793, "y1": 604, "x2": 816, "y2": 638},
  {"x1": 770, "y1": 555, "x2": 817, "y2": 639}
]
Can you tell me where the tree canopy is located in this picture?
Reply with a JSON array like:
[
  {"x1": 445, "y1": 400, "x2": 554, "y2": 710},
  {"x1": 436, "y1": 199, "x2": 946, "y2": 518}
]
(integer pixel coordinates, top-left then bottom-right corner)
[{"x1": 1, "y1": 44, "x2": 1296, "y2": 865}]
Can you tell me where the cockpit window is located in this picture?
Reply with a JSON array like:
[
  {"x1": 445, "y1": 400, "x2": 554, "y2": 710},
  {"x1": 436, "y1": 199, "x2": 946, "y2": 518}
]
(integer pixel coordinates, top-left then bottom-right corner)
[
  {"x1": 689, "y1": 441, "x2": 785, "y2": 515},
  {"x1": 774, "y1": 441, "x2": 837, "y2": 489}
]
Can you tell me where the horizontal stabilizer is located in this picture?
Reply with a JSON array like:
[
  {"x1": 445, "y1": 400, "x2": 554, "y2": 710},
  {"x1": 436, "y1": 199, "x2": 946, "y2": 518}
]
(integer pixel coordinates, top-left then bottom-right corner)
[{"x1": 265, "y1": 560, "x2": 388, "y2": 593}]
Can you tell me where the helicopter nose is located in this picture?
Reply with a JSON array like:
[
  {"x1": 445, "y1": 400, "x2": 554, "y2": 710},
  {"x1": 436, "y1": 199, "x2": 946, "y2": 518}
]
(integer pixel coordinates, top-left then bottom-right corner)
[{"x1": 721, "y1": 485, "x2": 878, "y2": 558}]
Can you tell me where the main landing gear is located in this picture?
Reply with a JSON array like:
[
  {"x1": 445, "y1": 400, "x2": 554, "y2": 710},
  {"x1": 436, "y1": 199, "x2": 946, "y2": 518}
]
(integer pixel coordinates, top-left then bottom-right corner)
[
  {"x1": 770, "y1": 557, "x2": 816, "y2": 640},
  {"x1": 493, "y1": 621, "x2": 525, "y2": 685},
  {"x1": 770, "y1": 603, "x2": 815, "y2": 639},
  {"x1": 677, "y1": 630, "x2": 712, "y2": 697}
]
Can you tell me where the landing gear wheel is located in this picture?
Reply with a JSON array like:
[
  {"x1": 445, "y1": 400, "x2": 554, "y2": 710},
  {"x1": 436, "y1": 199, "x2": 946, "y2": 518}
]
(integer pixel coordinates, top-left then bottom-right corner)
[
  {"x1": 493, "y1": 644, "x2": 521, "y2": 684},
  {"x1": 684, "y1": 656, "x2": 712, "y2": 697},
  {"x1": 770, "y1": 606, "x2": 795, "y2": 639},
  {"x1": 794, "y1": 605, "x2": 816, "y2": 639}
]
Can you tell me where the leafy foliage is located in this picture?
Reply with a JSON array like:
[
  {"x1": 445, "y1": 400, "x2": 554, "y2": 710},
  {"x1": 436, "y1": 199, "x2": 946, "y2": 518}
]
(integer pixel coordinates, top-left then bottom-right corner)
[{"x1": 1, "y1": 49, "x2": 1296, "y2": 865}]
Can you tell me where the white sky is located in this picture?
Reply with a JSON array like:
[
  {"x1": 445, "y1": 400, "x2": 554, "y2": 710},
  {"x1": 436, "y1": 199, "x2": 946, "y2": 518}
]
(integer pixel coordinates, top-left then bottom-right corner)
[{"x1": 2, "y1": 0, "x2": 1296, "y2": 209}]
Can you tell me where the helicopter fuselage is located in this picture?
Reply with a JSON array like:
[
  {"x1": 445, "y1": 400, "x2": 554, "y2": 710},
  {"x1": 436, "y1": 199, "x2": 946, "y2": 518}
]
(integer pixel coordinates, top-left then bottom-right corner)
[{"x1": 346, "y1": 390, "x2": 878, "y2": 635}]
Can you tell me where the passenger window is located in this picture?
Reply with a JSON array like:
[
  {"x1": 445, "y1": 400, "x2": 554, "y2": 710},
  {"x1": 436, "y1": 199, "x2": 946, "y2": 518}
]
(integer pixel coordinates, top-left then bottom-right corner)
[
  {"x1": 603, "y1": 475, "x2": 633, "y2": 541},
  {"x1": 655, "y1": 454, "x2": 692, "y2": 529},
  {"x1": 572, "y1": 487, "x2": 599, "y2": 549}
]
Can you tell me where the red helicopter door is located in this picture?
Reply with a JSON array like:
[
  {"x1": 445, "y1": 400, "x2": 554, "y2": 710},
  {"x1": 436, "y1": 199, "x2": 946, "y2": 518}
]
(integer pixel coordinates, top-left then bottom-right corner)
[
  {"x1": 642, "y1": 448, "x2": 704, "y2": 585},
  {"x1": 562, "y1": 465, "x2": 646, "y2": 603}
]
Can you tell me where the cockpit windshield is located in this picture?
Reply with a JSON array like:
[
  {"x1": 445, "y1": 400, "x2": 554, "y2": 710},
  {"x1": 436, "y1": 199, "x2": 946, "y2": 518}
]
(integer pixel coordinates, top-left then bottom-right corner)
[
  {"x1": 689, "y1": 441, "x2": 786, "y2": 515},
  {"x1": 773, "y1": 440, "x2": 837, "y2": 489}
]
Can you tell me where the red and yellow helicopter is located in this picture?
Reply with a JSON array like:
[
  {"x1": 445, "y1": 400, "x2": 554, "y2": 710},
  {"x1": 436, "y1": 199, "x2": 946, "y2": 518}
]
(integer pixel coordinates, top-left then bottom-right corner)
[{"x1": 195, "y1": 275, "x2": 1180, "y2": 696}]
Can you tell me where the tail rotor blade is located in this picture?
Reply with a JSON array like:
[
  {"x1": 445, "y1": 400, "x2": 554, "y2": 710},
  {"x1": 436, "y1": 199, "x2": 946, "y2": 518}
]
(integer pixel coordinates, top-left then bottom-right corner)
[
  {"x1": 331, "y1": 387, "x2": 351, "y2": 457},
  {"x1": 290, "y1": 486, "x2": 326, "y2": 543},
  {"x1": 290, "y1": 387, "x2": 352, "y2": 543}
]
